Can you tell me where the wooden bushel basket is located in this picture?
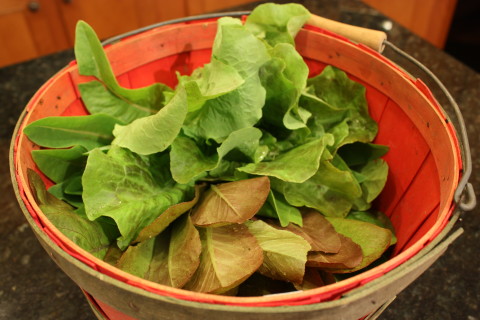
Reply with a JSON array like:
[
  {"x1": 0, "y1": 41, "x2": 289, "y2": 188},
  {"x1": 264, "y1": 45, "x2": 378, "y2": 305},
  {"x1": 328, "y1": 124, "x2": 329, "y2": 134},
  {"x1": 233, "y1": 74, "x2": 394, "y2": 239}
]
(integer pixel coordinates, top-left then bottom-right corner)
[{"x1": 10, "y1": 13, "x2": 475, "y2": 320}]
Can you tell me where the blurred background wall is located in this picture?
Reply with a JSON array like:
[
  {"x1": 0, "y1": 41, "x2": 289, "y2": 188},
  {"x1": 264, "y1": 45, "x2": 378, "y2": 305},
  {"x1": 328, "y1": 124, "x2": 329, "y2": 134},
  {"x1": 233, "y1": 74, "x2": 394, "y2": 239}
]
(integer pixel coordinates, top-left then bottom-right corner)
[{"x1": 0, "y1": 0, "x2": 478, "y2": 71}]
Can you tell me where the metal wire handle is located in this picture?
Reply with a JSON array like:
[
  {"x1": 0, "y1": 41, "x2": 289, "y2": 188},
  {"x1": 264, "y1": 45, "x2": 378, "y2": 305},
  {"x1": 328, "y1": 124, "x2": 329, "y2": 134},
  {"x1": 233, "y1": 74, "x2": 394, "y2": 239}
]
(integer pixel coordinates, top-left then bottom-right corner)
[
  {"x1": 384, "y1": 41, "x2": 476, "y2": 211},
  {"x1": 102, "y1": 12, "x2": 476, "y2": 212}
]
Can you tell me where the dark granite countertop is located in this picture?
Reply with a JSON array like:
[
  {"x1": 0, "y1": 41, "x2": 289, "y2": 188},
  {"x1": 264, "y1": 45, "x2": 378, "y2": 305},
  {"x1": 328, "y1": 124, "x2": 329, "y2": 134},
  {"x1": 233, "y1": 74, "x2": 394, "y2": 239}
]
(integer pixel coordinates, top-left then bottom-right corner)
[{"x1": 1, "y1": 1, "x2": 479, "y2": 319}]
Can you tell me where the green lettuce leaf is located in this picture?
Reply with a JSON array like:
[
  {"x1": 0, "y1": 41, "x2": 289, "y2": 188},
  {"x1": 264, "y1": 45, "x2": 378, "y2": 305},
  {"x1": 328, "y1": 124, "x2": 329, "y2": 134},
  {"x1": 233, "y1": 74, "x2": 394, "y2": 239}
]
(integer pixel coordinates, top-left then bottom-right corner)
[
  {"x1": 326, "y1": 217, "x2": 392, "y2": 273},
  {"x1": 117, "y1": 215, "x2": 201, "y2": 288},
  {"x1": 170, "y1": 127, "x2": 263, "y2": 184},
  {"x1": 260, "y1": 43, "x2": 310, "y2": 130},
  {"x1": 47, "y1": 174, "x2": 83, "y2": 208},
  {"x1": 338, "y1": 142, "x2": 389, "y2": 167},
  {"x1": 347, "y1": 210, "x2": 397, "y2": 245},
  {"x1": 272, "y1": 174, "x2": 353, "y2": 218},
  {"x1": 182, "y1": 17, "x2": 269, "y2": 142},
  {"x1": 245, "y1": 220, "x2": 311, "y2": 284},
  {"x1": 256, "y1": 190, "x2": 303, "y2": 227},
  {"x1": 82, "y1": 146, "x2": 193, "y2": 250},
  {"x1": 31, "y1": 145, "x2": 87, "y2": 184},
  {"x1": 169, "y1": 136, "x2": 218, "y2": 184},
  {"x1": 272, "y1": 152, "x2": 364, "y2": 217},
  {"x1": 355, "y1": 159, "x2": 389, "y2": 204},
  {"x1": 112, "y1": 86, "x2": 188, "y2": 155},
  {"x1": 134, "y1": 183, "x2": 205, "y2": 243},
  {"x1": 238, "y1": 135, "x2": 333, "y2": 183},
  {"x1": 75, "y1": 21, "x2": 171, "y2": 123},
  {"x1": 180, "y1": 58, "x2": 245, "y2": 112},
  {"x1": 28, "y1": 169, "x2": 110, "y2": 259},
  {"x1": 301, "y1": 66, "x2": 378, "y2": 148},
  {"x1": 245, "y1": 3, "x2": 311, "y2": 46},
  {"x1": 23, "y1": 114, "x2": 120, "y2": 150}
]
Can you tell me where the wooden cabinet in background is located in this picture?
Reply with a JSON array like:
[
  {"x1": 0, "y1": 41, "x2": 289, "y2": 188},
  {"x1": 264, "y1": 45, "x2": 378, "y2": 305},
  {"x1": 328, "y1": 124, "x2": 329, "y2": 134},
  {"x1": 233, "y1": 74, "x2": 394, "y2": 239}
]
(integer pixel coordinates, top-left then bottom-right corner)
[
  {"x1": 188, "y1": 0, "x2": 256, "y2": 16},
  {"x1": 0, "y1": 0, "x2": 259, "y2": 68},
  {"x1": 58, "y1": 0, "x2": 188, "y2": 45},
  {"x1": 0, "y1": 0, "x2": 69, "y2": 67},
  {"x1": 0, "y1": 0, "x2": 459, "y2": 67},
  {"x1": 0, "y1": 0, "x2": 189, "y2": 68},
  {"x1": 361, "y1": 0, "x2": 458, "y2": 48}
]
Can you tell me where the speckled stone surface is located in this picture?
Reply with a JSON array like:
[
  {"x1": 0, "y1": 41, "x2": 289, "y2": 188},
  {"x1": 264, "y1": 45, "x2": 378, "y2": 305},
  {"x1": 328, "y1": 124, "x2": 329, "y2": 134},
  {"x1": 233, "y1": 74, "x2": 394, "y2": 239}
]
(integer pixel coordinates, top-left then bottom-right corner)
[{"x1": 1, "y1": 1, "x2": 479, "y2": 319}]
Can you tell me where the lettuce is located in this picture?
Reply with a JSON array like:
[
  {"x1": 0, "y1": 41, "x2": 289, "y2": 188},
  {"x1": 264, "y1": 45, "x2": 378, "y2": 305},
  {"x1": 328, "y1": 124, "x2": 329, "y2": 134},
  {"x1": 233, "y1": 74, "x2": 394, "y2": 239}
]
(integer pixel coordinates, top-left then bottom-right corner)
[{"x1": 24, "y1": 3, "x2": 393, "y2": 294}]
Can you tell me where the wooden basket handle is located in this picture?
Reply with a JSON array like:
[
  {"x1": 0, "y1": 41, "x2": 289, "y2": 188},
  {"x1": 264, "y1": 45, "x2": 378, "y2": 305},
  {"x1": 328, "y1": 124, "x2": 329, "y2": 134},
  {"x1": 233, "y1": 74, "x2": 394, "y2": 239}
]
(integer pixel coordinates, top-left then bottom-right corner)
[{"x1": 307, "y1": 14, "x2": 387, "y2": 52}]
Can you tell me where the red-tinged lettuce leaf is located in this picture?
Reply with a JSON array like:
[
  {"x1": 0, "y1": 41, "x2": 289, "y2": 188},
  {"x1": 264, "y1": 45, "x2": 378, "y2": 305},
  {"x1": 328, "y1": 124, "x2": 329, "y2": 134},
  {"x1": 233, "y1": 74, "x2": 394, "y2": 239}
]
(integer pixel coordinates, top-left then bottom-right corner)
[
  {"x1": 117, "y1": 215, "x2": 201, "y2": 288},
  {"x1": 347, "y1": 210, "x2": 397, "y2": 245},
  {"x1": 28, "y1": 169, "x2": 110, "y2": 260},
  {"x1": 183, "y1": 224, "x2": 263, "y2": 294},
  {"x1": 294, "y1": 268, "x2": 336, "y2": 291},
  {"x1": 306, "y1": 233, "x2": 363, "y2": 269},
  {"x1": 103, "y1": 244, "x2": 123, "y2": 266},
  {"x1": 274, "y1": 209, "x2": 341, "y2": 253},
  {"x1": 135, "y1": 183, "x2": 206, "y2": 243},
  {"x1": 325, "y1": 217, "x2": 392, "y2": 273},
  {"x1": 191, "y1": 177, "x2": 270, "y2": 227},
  {"x1": 245, "y1": 220, "x2": 311, "y2": 284},
  {"x1": 146, "y1": 215, "x2": 201, "y2": 288}
]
